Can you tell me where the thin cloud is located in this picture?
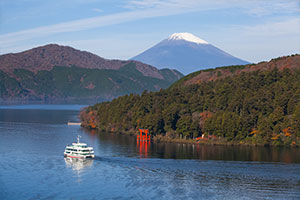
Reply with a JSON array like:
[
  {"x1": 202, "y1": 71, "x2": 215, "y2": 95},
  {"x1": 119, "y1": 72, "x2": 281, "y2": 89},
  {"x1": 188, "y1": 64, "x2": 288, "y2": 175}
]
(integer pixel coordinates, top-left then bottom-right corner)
[
  {"x1": 242, "y1": 18, "x2": 300, "y2": 37},
  {"x1": 0, "y1": 0, "x2": 299, "y2": 52},
  {"x1": 92, "y1": 8, "x2": 103, "y2": 12},
  {"x1": 0, "y1": 5, "x2": 198, "y2": 47},
  {"x1": 245, "y1": 1, "x2": 300, "y2": 16},
  {"x1": 125, "y1": 0, "x2": 199, "y2": 9},
  {"x1": 127, "y1": 0, "x2": 300, "y2": 15}
]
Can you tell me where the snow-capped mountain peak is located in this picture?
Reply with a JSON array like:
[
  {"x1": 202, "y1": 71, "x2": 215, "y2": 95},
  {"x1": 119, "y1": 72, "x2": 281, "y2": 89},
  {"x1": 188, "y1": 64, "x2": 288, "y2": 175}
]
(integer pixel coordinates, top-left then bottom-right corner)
[
  {"x1": 168, "y1": 32, "x2": 209, "y2": 45},
  {"x1": 131, "y1": 32, "x2": 249, "y2": 74}
]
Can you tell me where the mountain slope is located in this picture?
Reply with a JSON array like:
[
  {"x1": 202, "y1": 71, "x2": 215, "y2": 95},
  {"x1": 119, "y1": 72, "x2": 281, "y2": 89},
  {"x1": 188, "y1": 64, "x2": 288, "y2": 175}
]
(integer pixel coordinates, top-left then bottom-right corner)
[
  {"x1": 0, "y1": 44, "x2": 180, "y2": 79},
  {"x1": 0, "y1": 44, "x2": 183, "y2": 102},
  {"x1": 81, "y1": 55, "x2": 300, "y2": 146},
  {"x1": 131, "y1": 32, "x2": 249, "y2": 74},
  {"x1": 171, "y1": 54, "x2": 300, "y2": 88}
]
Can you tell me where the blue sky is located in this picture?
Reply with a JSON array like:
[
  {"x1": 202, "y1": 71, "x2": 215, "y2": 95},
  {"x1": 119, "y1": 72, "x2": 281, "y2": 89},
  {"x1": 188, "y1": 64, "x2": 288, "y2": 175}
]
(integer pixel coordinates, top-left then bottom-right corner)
[{"x1": 0, "y1": 0, "x2": 299, "y2": 63}]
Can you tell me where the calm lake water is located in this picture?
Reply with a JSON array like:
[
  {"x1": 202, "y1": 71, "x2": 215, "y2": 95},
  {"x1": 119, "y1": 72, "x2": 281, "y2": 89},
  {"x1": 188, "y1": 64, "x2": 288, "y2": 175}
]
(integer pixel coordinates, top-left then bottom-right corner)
[{"x1": 0, "y1": 105, "x2": 299, "y2": 200}]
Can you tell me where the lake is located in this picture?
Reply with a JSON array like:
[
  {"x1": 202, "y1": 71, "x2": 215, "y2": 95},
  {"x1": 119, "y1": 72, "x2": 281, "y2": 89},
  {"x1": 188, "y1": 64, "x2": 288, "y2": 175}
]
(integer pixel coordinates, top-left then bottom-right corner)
[{"x1": 0, "y1": 105, "x2": 299, "y2": 199}]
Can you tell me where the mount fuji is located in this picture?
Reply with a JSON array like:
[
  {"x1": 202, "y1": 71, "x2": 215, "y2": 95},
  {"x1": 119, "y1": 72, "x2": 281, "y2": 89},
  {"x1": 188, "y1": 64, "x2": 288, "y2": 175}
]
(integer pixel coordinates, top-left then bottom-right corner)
[{"x1": 131, "y1": 32, "x2": 250, "y2": 74}]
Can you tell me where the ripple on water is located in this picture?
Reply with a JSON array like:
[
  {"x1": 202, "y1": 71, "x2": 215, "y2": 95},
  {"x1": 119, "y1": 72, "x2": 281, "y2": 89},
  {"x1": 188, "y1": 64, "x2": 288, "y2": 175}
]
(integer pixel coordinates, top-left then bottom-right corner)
[{"x1": 1, "y1": 107, "x2": 300, "y2": 199}]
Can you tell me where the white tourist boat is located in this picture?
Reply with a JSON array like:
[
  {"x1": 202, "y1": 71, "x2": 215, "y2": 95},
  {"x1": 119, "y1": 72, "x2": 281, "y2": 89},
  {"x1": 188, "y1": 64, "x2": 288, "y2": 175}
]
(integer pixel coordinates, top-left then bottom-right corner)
[{"x1": 64, "y1": 135, "x2": 95, "y2": 159}]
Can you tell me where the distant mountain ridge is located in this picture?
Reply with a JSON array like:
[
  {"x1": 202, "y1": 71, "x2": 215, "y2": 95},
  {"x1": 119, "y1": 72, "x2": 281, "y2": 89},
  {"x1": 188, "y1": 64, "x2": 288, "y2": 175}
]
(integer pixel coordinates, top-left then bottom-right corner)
[
  {"x1": 0, "y1": 44, "x2": 183, "y2": 102},
  {"x1": 0, "y1": 44, "x2": 182, "y2": 80},
  {"x1": 131, "y1": 32, "x2": 249, "y2": 74}
]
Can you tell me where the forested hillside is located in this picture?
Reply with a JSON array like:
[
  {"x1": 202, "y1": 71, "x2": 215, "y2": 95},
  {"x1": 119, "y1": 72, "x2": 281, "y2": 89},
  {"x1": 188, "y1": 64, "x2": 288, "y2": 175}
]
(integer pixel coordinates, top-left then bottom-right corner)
[
  {"x1": 0, "y1": 44, "x2": 182, "y2": 102},
  {"x1": 81, "y1": 55, "x2": 300, "y2": 146},
  {"x1": 0, "y1": 64, "x2": 181, "y2": 102}
]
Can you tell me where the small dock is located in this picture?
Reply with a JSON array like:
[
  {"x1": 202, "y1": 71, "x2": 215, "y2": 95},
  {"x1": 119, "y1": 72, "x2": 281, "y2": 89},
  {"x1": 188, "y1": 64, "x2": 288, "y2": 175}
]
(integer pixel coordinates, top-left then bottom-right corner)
[{"x1": 67, "y1": 122, "x2": 82, "y2": 126}]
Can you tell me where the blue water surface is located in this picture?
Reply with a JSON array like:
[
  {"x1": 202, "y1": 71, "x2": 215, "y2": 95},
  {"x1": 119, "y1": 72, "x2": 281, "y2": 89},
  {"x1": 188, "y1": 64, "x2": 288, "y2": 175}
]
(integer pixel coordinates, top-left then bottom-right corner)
[{"x1": 0, "y1": 105, "x2": 299, "y2": 200}]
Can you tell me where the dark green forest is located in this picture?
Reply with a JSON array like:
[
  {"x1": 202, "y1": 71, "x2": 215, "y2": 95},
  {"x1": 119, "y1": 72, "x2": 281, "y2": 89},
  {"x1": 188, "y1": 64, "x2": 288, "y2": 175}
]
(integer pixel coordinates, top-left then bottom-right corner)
[
  {"x1": 81, "y1": 67, "x2": 300, "y2": 146},
  {"x1": 0, "y1": 63, "x2": 181, "y2": 102}
]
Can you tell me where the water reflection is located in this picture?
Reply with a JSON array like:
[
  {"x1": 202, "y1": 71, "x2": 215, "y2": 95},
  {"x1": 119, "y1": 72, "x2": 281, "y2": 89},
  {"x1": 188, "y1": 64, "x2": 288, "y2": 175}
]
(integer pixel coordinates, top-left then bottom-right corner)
[
  {"x1": 1, "y1": 106, "x2": 300, "y2": 200},
  {"x1": 84, "y1": 130, "x2": 300, "y2": 163},
  {"x1": 137, "y1": 141, "x2": 150, "y2": 158},
  {"x1": 64, "y1": 157, "x2": 94, "y2": 172}
]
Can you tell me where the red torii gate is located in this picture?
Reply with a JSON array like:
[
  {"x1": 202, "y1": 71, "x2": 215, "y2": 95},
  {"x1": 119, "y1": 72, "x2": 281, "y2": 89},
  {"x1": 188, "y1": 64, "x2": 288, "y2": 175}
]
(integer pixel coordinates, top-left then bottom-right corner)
[{"x1": 137, "y1": 129, "x2": 151, "y2": 142}]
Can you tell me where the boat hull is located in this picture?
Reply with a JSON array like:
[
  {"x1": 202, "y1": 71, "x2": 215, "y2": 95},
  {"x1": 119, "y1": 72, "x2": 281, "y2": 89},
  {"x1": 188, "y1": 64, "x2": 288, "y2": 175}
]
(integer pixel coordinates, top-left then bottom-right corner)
[{"x1": 64, "y1": 153, "x2": 94, "y2": 159}]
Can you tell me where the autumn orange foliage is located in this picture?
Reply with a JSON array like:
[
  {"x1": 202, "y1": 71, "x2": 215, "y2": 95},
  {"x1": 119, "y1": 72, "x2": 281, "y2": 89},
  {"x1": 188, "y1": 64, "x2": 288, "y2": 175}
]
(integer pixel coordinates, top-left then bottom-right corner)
[
  {"x1": 271, "y1": 134, "x2": 279, "y2": 140},
  {"x1": 200, "y1": 111, "x2": 213, "y2": 120},
  {"x1": 88, "y1": 111, "x2": 97, "y2": 129},
  {"x1": 249, "y1": 129, "x2": 258, "y2": 136},
  {"x1": 283, "y1": 127, "x2": 292, "y2": 137}
]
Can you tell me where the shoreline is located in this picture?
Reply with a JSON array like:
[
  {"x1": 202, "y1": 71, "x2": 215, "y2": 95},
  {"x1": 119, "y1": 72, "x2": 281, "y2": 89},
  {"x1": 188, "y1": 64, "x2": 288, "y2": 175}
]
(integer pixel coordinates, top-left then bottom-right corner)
[
  {"x1": 151, "y1": 135, "x2": 300, "y2": 147},
  {"x1": 83, "y1": 127, "x2": 300, "y2": 147}
]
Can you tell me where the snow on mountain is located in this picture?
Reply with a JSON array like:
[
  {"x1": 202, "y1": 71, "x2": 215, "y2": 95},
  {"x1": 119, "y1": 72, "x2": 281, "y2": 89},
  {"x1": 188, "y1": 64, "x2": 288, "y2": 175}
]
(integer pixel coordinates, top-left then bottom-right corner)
[
  {"x1": 131, "y1": 32, "x2": 249, "y2": 74},
  {"x1": 168, "y1": 32, "x2": 209, "y2": 44}
]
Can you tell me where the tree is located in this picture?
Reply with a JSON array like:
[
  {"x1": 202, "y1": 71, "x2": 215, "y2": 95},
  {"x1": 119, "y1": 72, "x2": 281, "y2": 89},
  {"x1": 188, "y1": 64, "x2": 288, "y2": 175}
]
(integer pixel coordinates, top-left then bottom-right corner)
[{"x1": 176, "y1": 115, "x2": 194, "y2": 139}]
